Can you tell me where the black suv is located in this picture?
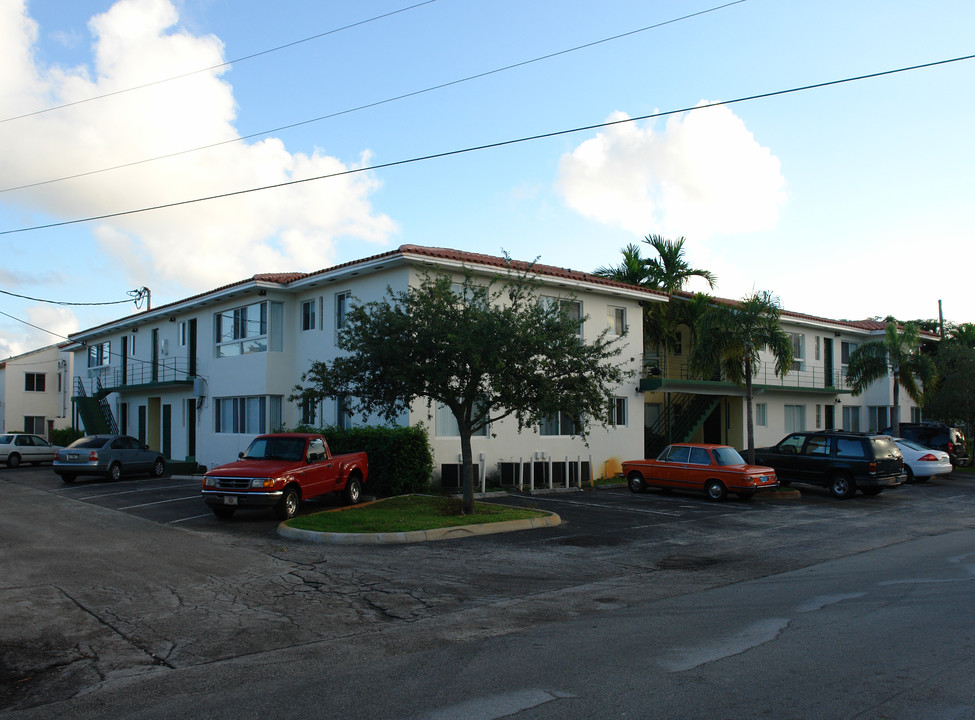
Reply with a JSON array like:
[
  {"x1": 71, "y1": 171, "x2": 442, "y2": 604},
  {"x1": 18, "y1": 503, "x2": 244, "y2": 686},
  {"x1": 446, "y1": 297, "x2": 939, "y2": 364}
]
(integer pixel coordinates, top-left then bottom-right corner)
[
  {"x1": 885, "y1": 422, "x2": 970, "y2": 467},
  {"x1": 752, "y1": 431, "x2": 904, "y2": 499}
]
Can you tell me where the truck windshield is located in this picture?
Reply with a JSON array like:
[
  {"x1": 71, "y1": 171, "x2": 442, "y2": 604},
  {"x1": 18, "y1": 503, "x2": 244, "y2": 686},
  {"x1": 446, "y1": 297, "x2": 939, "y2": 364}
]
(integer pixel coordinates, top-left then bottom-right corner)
[{"x1": 243, "y1": 437, "x2": 306, "y2": 461}]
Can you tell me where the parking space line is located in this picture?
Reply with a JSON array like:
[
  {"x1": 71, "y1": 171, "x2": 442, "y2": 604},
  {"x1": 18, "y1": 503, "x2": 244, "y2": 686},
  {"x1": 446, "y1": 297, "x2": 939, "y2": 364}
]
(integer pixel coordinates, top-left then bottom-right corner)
[
  {"x1": 60, "y1": 482, "x2": 200, "y2": 499},
  {"x1": 168, "y1": 513, "x2": 214, "y2": 524},
  {"x1": 120, "y1": 495, "x2": 202, "y2": 510},
  {"x1": 526, "y1": 495, "x2": 681, "y2": 517}
]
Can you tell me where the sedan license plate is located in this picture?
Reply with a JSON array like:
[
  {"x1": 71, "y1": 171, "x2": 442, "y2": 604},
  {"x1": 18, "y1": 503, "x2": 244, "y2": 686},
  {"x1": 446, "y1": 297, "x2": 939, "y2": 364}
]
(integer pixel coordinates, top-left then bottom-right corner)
[
  {"x1": 223, "y1": 496, "x2": 238, "y2": 506},
  {"x1": 68, "y1": 453, "x2": 79, "y2": 461}
]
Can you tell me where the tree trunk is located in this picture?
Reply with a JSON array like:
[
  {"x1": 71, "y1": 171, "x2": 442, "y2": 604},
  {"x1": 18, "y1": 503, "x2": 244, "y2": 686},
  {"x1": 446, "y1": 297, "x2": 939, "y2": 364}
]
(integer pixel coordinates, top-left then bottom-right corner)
[
  {"x1": 745, "y1": 355, "x2": 756, "y2": 465},
  {"x1": 460, "y1": 428, "x2": 475, "y2": 515},
  {"x1": 891, "y1": 374, "x2": 901, "y2": 438}
]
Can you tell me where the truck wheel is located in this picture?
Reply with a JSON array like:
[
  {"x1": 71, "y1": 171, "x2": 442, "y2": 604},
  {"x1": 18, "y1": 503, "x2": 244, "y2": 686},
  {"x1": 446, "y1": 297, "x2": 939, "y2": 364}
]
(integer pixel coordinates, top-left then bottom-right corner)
[
  {"x1": 705, "y1": 480, "x2": 727, "y2": 502},
  {"x1": 343, "y1": 475, "x2": 362, "y2": 505},
  {"x1": 275, "y1": 487, "x2": 300, "y2": 520},
  {"x1": 627, "y1": 471, "x2": 646, "y2": 494},
  {"x1": 828, "y1": 474, "x2": 855, "y2": 499},
  {"x1": 212, "y1": 507, "x2": 235, "y2": 519}
]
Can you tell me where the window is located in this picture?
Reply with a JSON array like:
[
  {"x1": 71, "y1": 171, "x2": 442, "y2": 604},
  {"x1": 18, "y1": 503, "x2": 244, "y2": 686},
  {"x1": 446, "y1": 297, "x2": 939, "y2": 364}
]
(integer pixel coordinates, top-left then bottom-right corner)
[
  {"x1": 178, "y1": 322, "x2": 187, "y2": 347},
  {"x1": 841, "y1": 341, "x2": 859, "y2": 368},
  {"x1": 24, "y1": 416, "x2": 45, "y2": 434},
  {"x1": 755, "y1": 402, "x2": 767, "y2": 427},
  {"x1": 88, "y1": 341, "x2": 110, "y2": 368},
  {"x1": 25, "y1": 373, "x2": 46, "y2": 392},
  {"x1": 835, "y1": 437, "x2": 867, "y2": 458},
  {"x1": 301, "y1": 300, "x2": 316, "y2": 331},
  {"x1": 802, "y1": 435, "x2": 829, "y2": 456},
  {"x1": 607, "y1": 307, "x2": 626, "y2": 336},
  {"x1": 337, "y1": 394, "x2": 353, "y2": 430},
  {"x1": 543, "y1": 297, "x2": 583, "y2": 338},
  {"x1": 336, "y1": 292, "x2": 352, "y2": 330},
  {"x1": 689, "y1": 447, "x2": 710, "y2": 465},
  {"x1": 435, "y1": 402, "x2": 489, "y2": 437},
  {"x1": 300, "y1": 397, "x2": 317, "y2": 425},
  {"x1": 215, "y1": 301, "x2": 268, "y2": 357},
  {"x1": 645, "y1": 403, "x2": 662, "y2": 429},
  {"x1": 784, "y1": 404, "x2": 806, "y2": 433},
  {"x1": 540, "y1": 411, "x2": 579, "y2": 436},
  {"x1": 842, "y1": 406, "x2": 861, "y2": 432},
  {"x1": 814, "y1": 335, "x2": 821, "y2": 361},
  {"x1": 674, "y1": 330, "x2": 683, "y2": 356},
  {"x1": 608, "y1": 397, "x2": 627, "y2": 427},
  {"x1": 215, "y1": 396, "x2": 267, "y2": 434},
  {"x1": 911, "y1": 406, "x2": 922, "y2": 423},
  {"x1": 868, "y1": 406, "x2": 890, "y2": 432},
  {"x1": 788, "y1": 332, "x2": 805, "y2": 371}
]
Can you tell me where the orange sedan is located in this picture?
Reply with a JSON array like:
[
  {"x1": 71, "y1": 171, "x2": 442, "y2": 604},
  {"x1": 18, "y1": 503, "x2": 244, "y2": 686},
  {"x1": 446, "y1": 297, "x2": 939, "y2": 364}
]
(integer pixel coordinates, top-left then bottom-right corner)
[{"x1": 623, "y1": 443, "x2": 778, "y2": 501}]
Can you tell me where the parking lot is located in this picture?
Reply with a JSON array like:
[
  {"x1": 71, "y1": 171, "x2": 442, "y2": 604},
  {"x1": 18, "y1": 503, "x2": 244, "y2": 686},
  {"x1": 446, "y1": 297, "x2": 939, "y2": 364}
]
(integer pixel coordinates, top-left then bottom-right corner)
[{"x1": 4, "y1": 464, "x2": 975, "y2": 550}]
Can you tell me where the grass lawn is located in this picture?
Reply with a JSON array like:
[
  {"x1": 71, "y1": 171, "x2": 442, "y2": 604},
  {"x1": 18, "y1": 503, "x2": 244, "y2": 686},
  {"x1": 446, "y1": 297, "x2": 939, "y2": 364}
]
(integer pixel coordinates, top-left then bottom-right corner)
[
  {"x1": 284, "y1": 494, "x2": 550, "y2": 534},
  {"x1": 953, "y1": 463, "x2": 975, "y2": 476}
]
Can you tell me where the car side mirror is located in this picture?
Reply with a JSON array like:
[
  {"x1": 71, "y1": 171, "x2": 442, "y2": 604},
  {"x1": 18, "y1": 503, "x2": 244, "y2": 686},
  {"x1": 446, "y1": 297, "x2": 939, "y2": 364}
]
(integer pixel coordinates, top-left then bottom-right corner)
[{"x1": 238, "y1": 451, "x2": 245, "y2": 459}]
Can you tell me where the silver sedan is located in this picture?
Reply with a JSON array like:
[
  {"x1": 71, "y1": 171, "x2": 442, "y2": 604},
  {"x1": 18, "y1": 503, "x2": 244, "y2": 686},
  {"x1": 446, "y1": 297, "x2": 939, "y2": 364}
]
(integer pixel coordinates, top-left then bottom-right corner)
[{"x1": 54, "y1": 435, "x2": 166, "y2": 483}]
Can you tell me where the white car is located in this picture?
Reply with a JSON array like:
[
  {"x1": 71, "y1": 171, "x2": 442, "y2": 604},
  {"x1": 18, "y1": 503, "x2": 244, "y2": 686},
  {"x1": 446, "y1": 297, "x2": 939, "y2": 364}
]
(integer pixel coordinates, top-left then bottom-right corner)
[
  {"x1": 0, "y1": 433, "x2": 63, "y2": 467},
  {"x1": 893, "y1": 438, "x2": 953, "y2": 482}
]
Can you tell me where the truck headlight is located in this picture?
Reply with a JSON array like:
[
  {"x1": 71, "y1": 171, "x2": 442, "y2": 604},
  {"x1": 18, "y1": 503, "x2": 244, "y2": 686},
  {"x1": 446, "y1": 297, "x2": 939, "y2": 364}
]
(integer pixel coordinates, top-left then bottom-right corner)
[
  {"x1": 250, "y1": 478, "x2": 274, "y2": 489},
  {"x1": 203, "y1": 475, "x2": 216, "y2": 487}
]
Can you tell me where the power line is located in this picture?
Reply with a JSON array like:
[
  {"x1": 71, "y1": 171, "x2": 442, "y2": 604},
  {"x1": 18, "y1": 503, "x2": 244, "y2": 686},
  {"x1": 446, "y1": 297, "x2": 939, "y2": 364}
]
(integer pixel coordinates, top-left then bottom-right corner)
[
  {"x1": 0, "y1": 288, "x2": 146, "y2": 306},
  {"x1": 0, "y1": 0, "x2": 748, "y2": 194},
  {"x1": 2, "y1": 52, "x2": 972, "y2": 238},
  {"x1": 0, "y1": 0, "x2": 439, "y2": 125}
]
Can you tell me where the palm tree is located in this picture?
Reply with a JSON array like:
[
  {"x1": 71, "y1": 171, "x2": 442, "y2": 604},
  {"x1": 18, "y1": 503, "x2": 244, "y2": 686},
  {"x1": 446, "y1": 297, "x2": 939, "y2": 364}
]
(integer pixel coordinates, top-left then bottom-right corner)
[
  {"x1": 592, "y1": 243, "x2": 655, "y2": 286},
  {"x1": 845, "y1": 322, "x2": 936, "y2": 437},
  {"x1": 690, "y1": 291, "x2": 793, "y2": 464}
]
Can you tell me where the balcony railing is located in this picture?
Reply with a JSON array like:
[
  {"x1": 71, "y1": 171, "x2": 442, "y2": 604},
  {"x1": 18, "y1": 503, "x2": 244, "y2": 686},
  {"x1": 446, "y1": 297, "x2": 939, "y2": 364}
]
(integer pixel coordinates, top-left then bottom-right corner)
[
  {"x1": 642, "y1": 358, "x2": 852, "y2": 391},
  {"x1": 74, "y1": 358, "x2": 193, "y2": 396}
]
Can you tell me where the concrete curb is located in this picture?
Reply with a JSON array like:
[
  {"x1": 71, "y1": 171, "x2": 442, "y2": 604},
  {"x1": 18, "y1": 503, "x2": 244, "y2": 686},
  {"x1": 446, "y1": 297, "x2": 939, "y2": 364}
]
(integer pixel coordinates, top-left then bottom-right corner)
[{"x1": 278, "y1": 511, "x2": 562, "y2": 544}]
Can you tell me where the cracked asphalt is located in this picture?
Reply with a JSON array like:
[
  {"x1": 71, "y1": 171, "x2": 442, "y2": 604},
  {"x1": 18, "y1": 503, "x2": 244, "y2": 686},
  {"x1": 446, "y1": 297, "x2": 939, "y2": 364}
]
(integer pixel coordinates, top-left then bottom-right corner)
[{"x1": 2, "y1": 466, "x2": 974, "y2": 716}]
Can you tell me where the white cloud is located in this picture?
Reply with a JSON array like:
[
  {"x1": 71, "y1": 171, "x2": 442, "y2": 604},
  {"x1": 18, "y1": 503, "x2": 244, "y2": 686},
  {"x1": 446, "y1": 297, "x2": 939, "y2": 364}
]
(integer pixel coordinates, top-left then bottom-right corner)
[
  {"x1": 556, "y1": 104, "x2": 786, "y2": 240},
  {"x1": 0, "y1": 305, "x2": 79, "y2": 359},
  {"x1": 0, "y1": 0, "x2": 396, "y2": 294}
]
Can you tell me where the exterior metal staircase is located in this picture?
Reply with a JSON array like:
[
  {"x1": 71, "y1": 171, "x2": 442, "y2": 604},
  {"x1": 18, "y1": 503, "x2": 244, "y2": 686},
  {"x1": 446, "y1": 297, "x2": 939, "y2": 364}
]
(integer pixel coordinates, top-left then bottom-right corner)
[
  {"x1": 73, "y1": 378, "x2": 119, "y2": 435},
  {"x1": 644, "y1": 393, "x2": 720, "y2": 458}
]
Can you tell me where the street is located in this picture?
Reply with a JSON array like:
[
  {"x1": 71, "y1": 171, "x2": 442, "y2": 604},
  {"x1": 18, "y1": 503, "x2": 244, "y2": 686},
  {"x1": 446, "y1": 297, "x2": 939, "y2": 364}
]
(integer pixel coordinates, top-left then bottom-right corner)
[{"x1": 2, "y1": 465, "x2": 974, "y2": 718}]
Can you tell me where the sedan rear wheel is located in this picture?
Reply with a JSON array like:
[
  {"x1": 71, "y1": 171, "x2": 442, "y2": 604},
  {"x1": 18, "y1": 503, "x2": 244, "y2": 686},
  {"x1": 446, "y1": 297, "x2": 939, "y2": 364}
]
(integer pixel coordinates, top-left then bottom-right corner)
[
  {"x1": 151, "y1": 457, "x2": 166, "y2": 477},
  {"x1": 107, "y1": 462, "x2": 122, "y2": 482},
  {"x1": 705, "y1": 480, "x2": 727, "y2": 502}
]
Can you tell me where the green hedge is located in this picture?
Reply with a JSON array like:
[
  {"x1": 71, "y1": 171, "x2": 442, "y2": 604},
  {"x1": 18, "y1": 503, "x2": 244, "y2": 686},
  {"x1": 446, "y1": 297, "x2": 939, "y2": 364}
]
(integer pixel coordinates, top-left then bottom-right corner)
[
  {"x1": 51, "y1": 427, "x2": 85, "y2": 447},
  {"x1": 290, "y1": 424, "x2": 433, "y2": 497}
]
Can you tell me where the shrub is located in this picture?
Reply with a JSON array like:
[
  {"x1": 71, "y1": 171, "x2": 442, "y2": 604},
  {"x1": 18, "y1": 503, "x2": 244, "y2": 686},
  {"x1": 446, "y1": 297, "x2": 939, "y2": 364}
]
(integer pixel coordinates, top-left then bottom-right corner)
[
  {"x1": 289, "y1": 424, "x2": 433, "y2": 497},
  {"x1": 51, "y1": 427, "x2": 84, "y2": 447}
]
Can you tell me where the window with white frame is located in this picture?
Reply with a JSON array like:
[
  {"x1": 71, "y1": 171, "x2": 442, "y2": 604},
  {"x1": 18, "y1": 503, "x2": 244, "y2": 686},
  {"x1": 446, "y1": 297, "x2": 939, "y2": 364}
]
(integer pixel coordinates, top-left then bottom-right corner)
[
  {"x1": 540, "y1": 411, "x2": 579, "y2": 436},
  {"x1": 337, "y1": 394, "x2": 353, "y2": 430},
  {"x1": 543, "y1": 297, "x2": 583, "y2": 338},
  {"x1": 25, "y1": 373, "x2": 46, "y2": 392},
  {"x1": 911, "y1": 407, "x2": 922, "y2": 423},
  {"x1": 843, "y1": 405, "x2": 861, "y2": 432},
  {"x1": 608, "y1": 396, "x2": 627, "y2": 427},
  {"x1": 607, "y1": 307, "x2": 626, "y2": 336},
  {"x1": 814, "y1": 336, "x2": 821, "y2": 361},
  {"x1": 300, "y1": 397, "x2": 318, "y2": 425},
  {"x1": 301, "y1": 300, "x2": 316, "y2": 331},
  {"x1": 841, "y1": 341, "x2": 859, "y2": 369},
  {"x1": 24, "y1": 416, "x2": 45, "y2": 434},
  {"x1": 755, "y1": 402, "x2": 767, "y2": 427},
  {"x1": 335, "y1": 292, "x2": 352, "y2": 331},
  {"x1": 178, "y1": 321, "x2": 187, "y2": 347},
  {"x1": 784, "y1": 404, "x2": 806, "y2": 433},
  {"x1": 868, "y1": 406, "x2": 890, "y2": 432},
  {"x1": 215, "y1": 301, "x2": 268, "y2": 357},
  {"x1": 788, "y1": 332, "x2": 805, "y2": 371},
  {"x1": 214, "y1": 396, "x2": 276, "y2": 434},
  {"x1": 88, "y1": 341, "x2": 110, "y2": 368}
]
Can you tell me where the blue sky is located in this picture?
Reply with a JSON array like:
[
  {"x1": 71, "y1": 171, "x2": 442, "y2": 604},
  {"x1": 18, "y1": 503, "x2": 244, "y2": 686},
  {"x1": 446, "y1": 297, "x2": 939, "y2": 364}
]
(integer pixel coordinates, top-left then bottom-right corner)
[{"x1": 1, "y1": 0, "x2": 972, "y2": 358}]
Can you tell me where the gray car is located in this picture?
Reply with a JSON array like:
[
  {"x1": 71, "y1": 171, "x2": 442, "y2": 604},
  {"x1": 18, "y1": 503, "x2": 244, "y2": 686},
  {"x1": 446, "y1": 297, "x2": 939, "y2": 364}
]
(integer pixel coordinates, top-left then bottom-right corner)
[
  {"x1": 0, "y1": 433, "x2": 62, "y2": 467},
  {"x1": 54, "y1": 435, "x2": 166, "y2": 483}
]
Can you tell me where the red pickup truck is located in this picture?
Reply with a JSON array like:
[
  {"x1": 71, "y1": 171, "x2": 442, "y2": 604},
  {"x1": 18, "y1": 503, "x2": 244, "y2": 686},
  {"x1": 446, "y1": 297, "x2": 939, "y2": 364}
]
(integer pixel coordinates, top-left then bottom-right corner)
[{"x1": 202, "y1": 433, "x2": 368, "y2": 520}]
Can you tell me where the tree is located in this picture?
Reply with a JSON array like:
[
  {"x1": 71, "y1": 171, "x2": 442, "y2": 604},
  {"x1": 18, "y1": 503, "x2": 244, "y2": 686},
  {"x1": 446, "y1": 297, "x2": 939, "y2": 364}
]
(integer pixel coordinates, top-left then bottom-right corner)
[
  {"x1": 689, "y1": 291, "x2": 793, "y2": 464},
  {"x1": 291, "y1": 268, "x2": 630, "y2": 514},
  {"x1": 845, "y1": 321, "x2": 936, "y2": 437},
  {"x1": 592, "y1": 243, "x2": 656, "y2": 286},
  {"x1": 924, "y1": 342, "x2": 975, "y2": 442},
  {"x1": 948, "y1": 322, "x2": 975, "y2": 349}
]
